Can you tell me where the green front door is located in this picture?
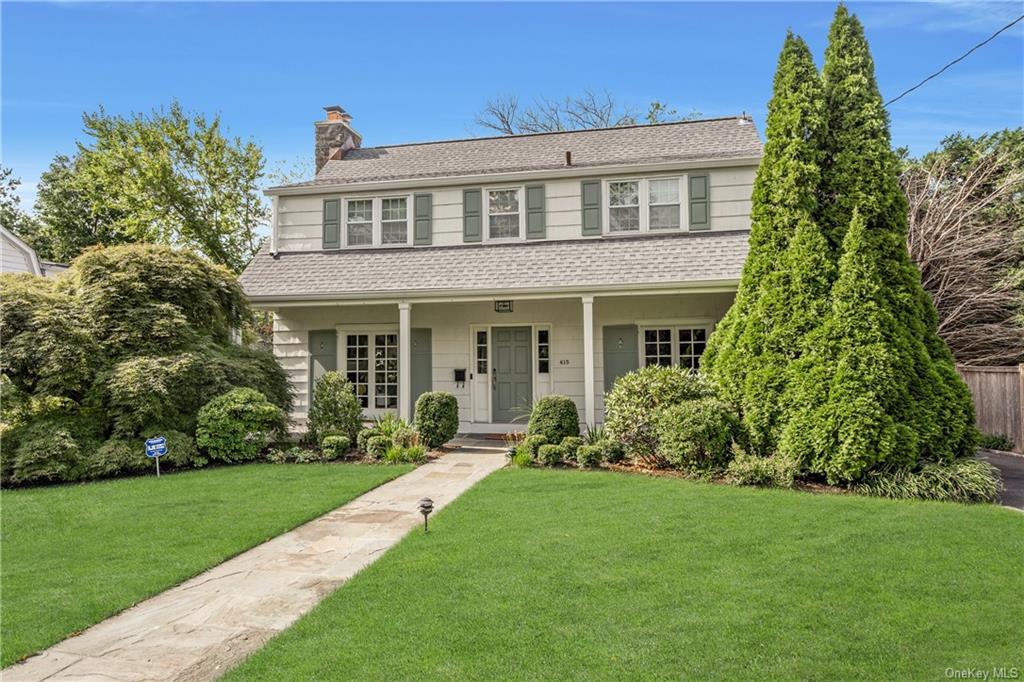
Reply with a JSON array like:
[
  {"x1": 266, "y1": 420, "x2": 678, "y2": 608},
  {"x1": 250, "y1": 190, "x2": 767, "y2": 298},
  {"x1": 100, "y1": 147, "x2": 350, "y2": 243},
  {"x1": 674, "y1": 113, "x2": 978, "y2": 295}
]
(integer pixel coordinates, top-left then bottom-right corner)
[{"x1": 492, "y1": 326, "x2": 532, "y2": 423}]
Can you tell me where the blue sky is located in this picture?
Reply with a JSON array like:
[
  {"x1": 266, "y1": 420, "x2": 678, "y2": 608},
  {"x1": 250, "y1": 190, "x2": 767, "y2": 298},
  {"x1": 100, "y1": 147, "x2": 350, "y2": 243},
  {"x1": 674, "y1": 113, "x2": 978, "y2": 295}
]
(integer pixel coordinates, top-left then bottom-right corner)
[{"x1": 3, "y1": 1, "x2": 1022, "y2": 208}]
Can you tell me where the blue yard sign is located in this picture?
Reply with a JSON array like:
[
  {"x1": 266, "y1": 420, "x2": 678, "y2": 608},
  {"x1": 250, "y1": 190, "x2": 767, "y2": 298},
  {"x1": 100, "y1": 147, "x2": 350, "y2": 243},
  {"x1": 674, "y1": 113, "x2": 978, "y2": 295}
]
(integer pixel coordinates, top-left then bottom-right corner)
[{"x1": 145, "y1": 436, "x2": 168, "y2": 476}]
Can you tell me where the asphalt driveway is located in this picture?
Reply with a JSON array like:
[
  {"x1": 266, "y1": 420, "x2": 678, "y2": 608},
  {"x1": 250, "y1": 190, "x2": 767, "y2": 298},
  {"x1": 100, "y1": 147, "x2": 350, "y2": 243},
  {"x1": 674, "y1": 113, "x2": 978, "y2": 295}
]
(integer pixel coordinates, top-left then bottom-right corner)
[{"x1": 978, "y1": 449, "x2": 1024, "y2": 510}]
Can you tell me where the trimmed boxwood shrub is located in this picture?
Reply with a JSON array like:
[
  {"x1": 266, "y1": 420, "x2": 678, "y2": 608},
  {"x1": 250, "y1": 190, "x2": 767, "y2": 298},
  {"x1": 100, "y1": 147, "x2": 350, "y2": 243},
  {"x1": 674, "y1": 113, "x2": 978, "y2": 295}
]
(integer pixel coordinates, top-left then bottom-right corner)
[
  {"x1": 366, "y1": 434, "x2": 391, "y2": 460},
  {"x1": 196, "y1": 388, "x2": 285, "y2": 463},
  {"x1": 560, "y1": 436, "x2": 584, "y2": 462},
  {"x1": 518, "y1": 434, "x2": 547, "y2": 459},
  {"x1": 656, "y1": 398, "x2": 743, "y2": 471},
  {"x1": 511, "y1": 449, "x2": 533, "y2": 468},
  {"x1": 576, "y1": 444, "x2": 603, "y2": 468},
  {"x1": 320, "y1": 434, "x2": 351, "y2": 460},
  {"x1": 537, "y1": 443, "x2": 565, "y2": 467},
  {"x1": 307, "y1": 372, "x2": 363, "y2": 446},
  {"x1": 414, "y1": 391, "x2": 459, "y2": 448},
  {"x1": 604, "y1": 365, "x2": 713, "y2": 460},
  {"x1": 527, "y1": 396, "x2": 580, "y2": 444}
]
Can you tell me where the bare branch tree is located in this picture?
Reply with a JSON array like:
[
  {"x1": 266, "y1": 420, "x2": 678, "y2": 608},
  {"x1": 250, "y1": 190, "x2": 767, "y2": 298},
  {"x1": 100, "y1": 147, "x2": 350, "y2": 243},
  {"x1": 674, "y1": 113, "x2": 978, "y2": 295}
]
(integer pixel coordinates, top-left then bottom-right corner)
[
  {"x1": 475, "y1": 90, "x2": 700, "y2": 135},
  {"x1": 902, "y1": 137, "x2": 1024, "y2": 365}
]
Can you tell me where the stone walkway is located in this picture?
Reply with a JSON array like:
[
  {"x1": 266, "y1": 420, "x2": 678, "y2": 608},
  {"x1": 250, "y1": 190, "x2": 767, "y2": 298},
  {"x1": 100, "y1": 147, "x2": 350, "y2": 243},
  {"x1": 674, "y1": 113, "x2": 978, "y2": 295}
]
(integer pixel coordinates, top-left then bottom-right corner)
[{"x1": 7, "y1": 441, "x2": 507, "y2": 682}]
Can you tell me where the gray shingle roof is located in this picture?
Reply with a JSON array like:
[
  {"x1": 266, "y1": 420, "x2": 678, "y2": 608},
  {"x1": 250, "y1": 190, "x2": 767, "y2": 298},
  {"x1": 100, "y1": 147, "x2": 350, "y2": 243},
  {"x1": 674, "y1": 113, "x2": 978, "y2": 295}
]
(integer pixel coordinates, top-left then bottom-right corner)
[
  {"x1": 281, "y1": 117, "x2": 761, "y2": 188},
  {"x1": 240, "y1": 231, "x2": 750, "y2": 301}
]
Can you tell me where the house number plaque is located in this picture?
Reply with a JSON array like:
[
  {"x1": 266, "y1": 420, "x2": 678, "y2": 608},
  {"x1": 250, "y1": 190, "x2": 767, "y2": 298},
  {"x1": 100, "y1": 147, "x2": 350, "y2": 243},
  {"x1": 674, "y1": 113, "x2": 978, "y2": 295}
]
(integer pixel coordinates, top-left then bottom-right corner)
[{"x1": 494, "y1": 300, "x2": 513, "y2": 313}]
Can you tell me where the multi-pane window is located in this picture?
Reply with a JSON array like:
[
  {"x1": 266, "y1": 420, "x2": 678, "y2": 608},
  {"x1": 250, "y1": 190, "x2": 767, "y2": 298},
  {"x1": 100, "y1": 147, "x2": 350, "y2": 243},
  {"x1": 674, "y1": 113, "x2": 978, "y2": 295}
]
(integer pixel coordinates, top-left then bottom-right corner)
[
  {"x1": 381, "y1": 198, "x2": 408, "y2": 244},
  {"x1": 374, "y1": 334, "x2": 399, "y2": 409},
  {"x1": 537, "y1": 329, "x2": 550, "y2": 374},
  {"x1": 648, "y1": 178, "x2": 681, "y2": 230},
  {"x1": 345, "y1": 334, "x2": 370, "y2": 407},
  {"x1": 346, "y1": 200, "x2": 373, "y2": 246},
  {"x1": 643, "y1": 327, "x2": 709, "y2": 370},
  {"x1": 476, "y1": 331, "x2": 488, "y2": 373},
  {"x1": 488, "y1": 189, "x2": 520, "y2": 239},
  {"x1": 678, "y1": 328, "x2": 707, "y2": 370},
  {"x1": 608, "y1": 181, "x2": 640, "y2": 232},
  {"x1": 643, "y1": 329, "x2": 673, "y2": 367}
]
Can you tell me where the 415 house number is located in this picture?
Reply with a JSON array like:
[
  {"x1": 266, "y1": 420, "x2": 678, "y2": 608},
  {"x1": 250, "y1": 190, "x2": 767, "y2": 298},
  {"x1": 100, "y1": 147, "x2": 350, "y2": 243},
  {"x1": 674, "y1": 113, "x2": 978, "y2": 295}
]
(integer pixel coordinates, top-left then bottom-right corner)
[{"x1": 559, "y1": 359, "x2": 570, "y2": 365}]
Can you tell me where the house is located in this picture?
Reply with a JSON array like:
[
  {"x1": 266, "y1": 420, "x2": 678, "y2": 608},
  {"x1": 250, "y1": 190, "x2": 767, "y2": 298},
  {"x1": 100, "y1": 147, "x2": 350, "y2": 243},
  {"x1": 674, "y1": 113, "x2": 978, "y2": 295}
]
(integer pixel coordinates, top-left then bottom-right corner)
[
  {"x1": 1, "y1": 225, "x2": 68, "y2": 277},
  {"x1": 240, "y1": 106, "x2": 761, "y2": 432}
]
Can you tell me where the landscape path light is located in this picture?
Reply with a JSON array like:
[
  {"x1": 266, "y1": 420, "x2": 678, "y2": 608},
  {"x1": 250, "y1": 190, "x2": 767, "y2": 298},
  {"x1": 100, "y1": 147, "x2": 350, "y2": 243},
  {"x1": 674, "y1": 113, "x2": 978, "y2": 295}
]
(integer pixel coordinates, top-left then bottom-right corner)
[{"x1": 418, "y1": 497, "x2": 434, "y2": 533}]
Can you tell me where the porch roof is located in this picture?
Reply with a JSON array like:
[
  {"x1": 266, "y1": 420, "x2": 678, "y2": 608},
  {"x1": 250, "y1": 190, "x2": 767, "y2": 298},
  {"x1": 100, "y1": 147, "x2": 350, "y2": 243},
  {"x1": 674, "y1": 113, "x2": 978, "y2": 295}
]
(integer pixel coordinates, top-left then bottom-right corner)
[{"x1": 240, "y1": 230, "x2": 749, "y2": 303}]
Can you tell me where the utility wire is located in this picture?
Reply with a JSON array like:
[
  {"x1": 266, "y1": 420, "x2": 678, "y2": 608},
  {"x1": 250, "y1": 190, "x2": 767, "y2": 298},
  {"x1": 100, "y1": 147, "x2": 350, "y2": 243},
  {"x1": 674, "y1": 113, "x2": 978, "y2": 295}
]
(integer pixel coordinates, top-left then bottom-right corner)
[{"x1": 885, "y1": 13, "x2": 1024, "y2": 106}]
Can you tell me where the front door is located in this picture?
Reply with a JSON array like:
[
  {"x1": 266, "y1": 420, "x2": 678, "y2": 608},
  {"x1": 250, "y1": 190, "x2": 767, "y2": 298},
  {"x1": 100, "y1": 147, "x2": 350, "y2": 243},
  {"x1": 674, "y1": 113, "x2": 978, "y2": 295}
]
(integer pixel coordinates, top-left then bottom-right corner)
[
  {"x1": 308, "y1": 330, "x2": 338, "y2": 402},
  {"x1": 492, "y1": 326, "x2": 532, "y2": 423}
]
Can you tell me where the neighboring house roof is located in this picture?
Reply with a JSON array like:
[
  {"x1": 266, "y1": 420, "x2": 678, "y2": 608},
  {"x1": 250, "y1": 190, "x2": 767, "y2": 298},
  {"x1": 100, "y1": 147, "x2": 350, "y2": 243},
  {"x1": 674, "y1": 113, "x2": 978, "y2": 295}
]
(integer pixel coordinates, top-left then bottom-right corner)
[
  {"x1": 275, "y1": 117, "x2": 761, "y2": 190},
  {"x1": 1, "y1": 225, "x2": 43, "y2": 276},
  {"x1": 240, "y1": 230, "x2": 750, "y2": 302},
  {"x1": 40, "y1": 261, "x2": 70, "y2": 277}
]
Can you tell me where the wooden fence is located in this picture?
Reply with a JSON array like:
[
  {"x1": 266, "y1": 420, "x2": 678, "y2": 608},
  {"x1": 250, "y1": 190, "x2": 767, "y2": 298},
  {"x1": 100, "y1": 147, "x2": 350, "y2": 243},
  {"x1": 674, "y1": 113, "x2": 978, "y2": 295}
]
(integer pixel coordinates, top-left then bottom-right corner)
[{"x1": 957, "y1": 364, "x2": 1023, "y2": 452}]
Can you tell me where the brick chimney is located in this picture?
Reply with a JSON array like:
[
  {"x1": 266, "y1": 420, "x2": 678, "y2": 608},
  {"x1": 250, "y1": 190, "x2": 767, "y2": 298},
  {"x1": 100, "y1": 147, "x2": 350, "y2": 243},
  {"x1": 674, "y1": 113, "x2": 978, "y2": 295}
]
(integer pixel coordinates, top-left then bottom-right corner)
[{"x1": 315, "y1": 105, "x2": 362, "y2": 173}]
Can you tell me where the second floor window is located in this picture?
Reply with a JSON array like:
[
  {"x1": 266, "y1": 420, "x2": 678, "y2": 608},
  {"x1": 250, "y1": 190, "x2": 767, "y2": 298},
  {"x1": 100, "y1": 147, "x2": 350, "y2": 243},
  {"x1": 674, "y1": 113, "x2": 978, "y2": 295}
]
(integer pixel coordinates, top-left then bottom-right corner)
[
  {"x1": 381, "y1": 198, "x2": 408, "y2": 244},
  {"x1": 608, "y1": 181, "x2": 640, "y2": 232},
  {"x1": 488, "y1": 189, "x2": 520, "y2": 239},
  {"x1": 342, "y1": 196, "x2": 412, "y2": 247},
  {"x1": 605, "y1": 177, "x2": 686, "y2": 234},
  {"x1": 347, "y1": 200, "x2": 373, "y2": 246}
]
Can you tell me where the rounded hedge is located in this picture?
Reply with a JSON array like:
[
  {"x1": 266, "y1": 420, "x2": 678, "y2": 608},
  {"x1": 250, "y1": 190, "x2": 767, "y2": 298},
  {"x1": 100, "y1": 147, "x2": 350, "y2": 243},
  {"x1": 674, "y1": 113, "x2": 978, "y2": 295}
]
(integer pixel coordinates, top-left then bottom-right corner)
[
  {"x1": 536, "y1": 443, "x2": 565, "y2": 467},
  {"x1": 196, "y1": 388, "x2": 285, "y2": 463},
  {"x1": 414, "y1": 392, "x2": 459, "y2": 448},
  {"x1": 655, "y1": 398, "x2": 743, "y2": 471},
  {"x1": 307, "y1": 372, "x2": 363, "y2": 446},
  {"x1": 604, "y1": 365, "x2": 713, "y2": 460},
  {"x1": 527, "y1": 395, "x2": 580, "y2": 444}
]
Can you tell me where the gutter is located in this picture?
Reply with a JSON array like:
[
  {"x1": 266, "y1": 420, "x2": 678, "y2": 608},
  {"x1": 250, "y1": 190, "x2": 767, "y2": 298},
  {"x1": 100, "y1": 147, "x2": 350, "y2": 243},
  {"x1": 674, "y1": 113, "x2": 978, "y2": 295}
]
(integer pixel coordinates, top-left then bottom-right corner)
[
  {"x1": 245, "y1": 279, "x2": 742, "y2": 308},
  {"x1": 264, "y1": 156, "x2": 761, "y2": 197}
]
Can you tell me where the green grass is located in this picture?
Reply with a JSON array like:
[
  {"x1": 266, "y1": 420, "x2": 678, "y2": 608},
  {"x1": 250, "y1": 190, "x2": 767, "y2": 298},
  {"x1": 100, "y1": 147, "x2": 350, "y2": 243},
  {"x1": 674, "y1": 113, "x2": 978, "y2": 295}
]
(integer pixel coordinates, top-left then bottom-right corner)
[
  {"x1": 0, "y1": 462, "x2": 411, "y2": 667},
  {"x1": 228, "y1": 469, "x2": 1024, "y2": 680}
]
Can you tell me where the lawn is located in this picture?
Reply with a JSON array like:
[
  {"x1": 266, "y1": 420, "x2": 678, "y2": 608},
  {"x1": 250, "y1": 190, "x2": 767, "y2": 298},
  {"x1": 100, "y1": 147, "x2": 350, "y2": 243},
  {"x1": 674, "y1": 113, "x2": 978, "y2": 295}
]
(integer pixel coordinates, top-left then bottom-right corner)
[
  {"x1": 0, "y1": 462, "x2": 411, "y2": 667},
  {"x1": 228, "y1": 468, "x2": 1024, "y2": 680}
]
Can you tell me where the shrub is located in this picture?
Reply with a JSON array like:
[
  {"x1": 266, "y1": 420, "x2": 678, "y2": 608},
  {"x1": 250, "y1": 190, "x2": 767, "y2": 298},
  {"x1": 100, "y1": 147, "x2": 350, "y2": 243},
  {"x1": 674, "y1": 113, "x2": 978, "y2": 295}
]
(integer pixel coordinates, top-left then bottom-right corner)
[
  {"x1": 366, "y1": 434, "x2": 391, "y2": 460},
  {"x1": 537, "y1": 444, "x2": 565, "y2": 467},
  {"x1": 414, "y1": 392, "x2": 459, "y2": 448},
  {"x1": 4, "y1": 409, "x2": 104, "y2": 485},
  {"x1": 727, "y1": 453, "x2": 799, "y2": 488},
  {"x1": 656, "y1": 398, "x2": 743, "y2": 471},
  {"x1": 86, "y1": 438, "x2": 150, "y2": 478},
  {"x1": 527, "y1": 396, "x2": 580, "y2": 444},
  {"x1": 195, "y1": 388, "x2": 285, "y2": 463},
  {"x1": 604, "y1": 365, "x2": 713, "y2": 460},
  {"x1": 560, "y1": 436, "x2": 584, "y2": 461},
  {"x1": 852, "y1": 458, "x2": 1003, "y2": 504},
  {"x1": 600, "y1": 440, "x2": 625, "y2": 464},
  {"x1": 307, "y1": 372, "x2": 362, "y2": 446},
  {"x1": 511, "y1": 449, "x2": 533, "y2": 468},
  {"x1": 320, "y1": 434, "x2": 351, "y2": 460},
  {"x1": 266, "y1": 446, "x2": 306, "y2": 464},
  {"x1": 979, "y1": 432, "x2": 1015, "y2": 452},
  {"x1": 384, "y1": 444, "x2": 427, "y2": 464},
  {"x1": 519, "y1": 434, "x2": 547, "y2": 459},
  {"x1": 576, "y1": 444, "x2": 603, "y2": 468}
]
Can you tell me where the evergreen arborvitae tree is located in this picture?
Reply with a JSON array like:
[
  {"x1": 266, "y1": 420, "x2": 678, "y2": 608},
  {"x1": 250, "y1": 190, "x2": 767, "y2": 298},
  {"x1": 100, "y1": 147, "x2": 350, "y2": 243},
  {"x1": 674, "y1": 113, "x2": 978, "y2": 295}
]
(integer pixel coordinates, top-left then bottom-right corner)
[
  {"x1": 702, "y1": 32, "x2": 828, "y2": 453},
  {"x1": 779, "y1": 5, "x2": 975, "y2": 481}
]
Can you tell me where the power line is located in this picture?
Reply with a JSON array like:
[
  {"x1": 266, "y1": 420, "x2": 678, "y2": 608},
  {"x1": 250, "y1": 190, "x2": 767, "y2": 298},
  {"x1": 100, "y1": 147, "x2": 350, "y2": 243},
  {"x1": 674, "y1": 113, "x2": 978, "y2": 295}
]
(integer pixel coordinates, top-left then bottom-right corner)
[{"x1": 885, "y1": 13, "x2": 1024, "y2": 106}]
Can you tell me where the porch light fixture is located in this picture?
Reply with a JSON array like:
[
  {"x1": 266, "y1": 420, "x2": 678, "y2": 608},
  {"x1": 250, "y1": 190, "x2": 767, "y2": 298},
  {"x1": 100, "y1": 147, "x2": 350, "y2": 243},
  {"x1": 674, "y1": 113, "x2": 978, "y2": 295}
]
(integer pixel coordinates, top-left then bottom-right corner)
[{"x1": 418, "y1": 497, "x2": 434, "y2": 533}]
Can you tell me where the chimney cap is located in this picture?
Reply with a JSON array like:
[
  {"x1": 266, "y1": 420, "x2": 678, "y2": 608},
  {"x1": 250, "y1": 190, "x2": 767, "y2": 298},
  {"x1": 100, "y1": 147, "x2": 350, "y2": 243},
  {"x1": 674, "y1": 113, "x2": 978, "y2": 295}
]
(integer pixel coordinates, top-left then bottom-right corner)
[{"x1": 324, "y1": 105, "x2": 346, "y2": 114}]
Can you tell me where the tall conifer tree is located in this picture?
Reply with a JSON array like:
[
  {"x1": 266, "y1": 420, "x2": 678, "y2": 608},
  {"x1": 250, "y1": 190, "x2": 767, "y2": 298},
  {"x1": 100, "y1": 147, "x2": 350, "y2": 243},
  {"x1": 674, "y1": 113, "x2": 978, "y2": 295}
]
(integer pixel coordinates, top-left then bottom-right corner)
[{"x1": 703, "y1": 33, "x2": 828, "y2": 452}]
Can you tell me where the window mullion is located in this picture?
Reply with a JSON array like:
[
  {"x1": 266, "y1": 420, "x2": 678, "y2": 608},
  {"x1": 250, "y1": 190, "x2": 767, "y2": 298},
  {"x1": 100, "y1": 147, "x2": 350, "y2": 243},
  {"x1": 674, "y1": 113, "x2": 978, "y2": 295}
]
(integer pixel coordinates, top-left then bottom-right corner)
[{"x1": 640, "y1": 179, "x2": 649, "y2": 233}]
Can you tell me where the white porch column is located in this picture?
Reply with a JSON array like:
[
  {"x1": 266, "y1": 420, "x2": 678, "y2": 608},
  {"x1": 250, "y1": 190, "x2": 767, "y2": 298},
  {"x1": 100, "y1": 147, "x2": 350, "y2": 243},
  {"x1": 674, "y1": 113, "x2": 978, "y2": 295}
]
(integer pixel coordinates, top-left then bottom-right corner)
[
  {"x1": 581, "y1": 294, "x2": 596, "y2": 427},
  {"x1": 398, "y1": 302, "x2": 412, "y2": 422}
]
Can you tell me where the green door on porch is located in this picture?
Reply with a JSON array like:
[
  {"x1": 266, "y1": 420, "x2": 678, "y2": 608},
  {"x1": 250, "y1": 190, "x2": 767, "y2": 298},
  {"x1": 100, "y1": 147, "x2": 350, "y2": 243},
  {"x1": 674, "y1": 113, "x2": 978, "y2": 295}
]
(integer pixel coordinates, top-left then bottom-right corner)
[
  {"x1": 492, "y1": 326, "x2": 532, "y2": 423},
  {"x1": 308, "y1": 330, "x2": 338, "y2": 402}
]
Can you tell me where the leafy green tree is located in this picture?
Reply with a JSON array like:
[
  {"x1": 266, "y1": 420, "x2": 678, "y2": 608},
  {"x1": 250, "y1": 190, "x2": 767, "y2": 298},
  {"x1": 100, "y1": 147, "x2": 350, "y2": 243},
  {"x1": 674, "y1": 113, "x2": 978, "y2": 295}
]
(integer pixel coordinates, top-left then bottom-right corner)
[
  {"x1": 0, "y1": 167, "x2": 39, "y2": 238},
  {"x1": 16, "y1": 154, "x2": 132, "y2": 263},
  {"x1": 74, "y1": 101, "x2": 268, "y2": 272},
  {"x1": 702, "y1": 32, "x2": 828, "y2": 453}
]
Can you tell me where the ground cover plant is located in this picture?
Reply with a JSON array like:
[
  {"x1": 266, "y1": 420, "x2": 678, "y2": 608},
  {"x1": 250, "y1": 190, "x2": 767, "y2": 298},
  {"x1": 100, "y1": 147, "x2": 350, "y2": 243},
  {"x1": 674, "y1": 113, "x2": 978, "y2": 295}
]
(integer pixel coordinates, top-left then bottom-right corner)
[
  {"x1": 226, "y1": 469, "x2": 1024, "y2": 680},
  {"x1": 0, "y1": 462, "x2": 411, "y2": 667}
]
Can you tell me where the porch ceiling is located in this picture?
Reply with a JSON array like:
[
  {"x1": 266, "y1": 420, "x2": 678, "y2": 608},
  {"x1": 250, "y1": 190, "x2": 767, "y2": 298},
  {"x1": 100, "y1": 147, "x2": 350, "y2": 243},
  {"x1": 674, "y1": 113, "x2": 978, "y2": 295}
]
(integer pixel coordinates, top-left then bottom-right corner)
[{"x1": 240, "y1": 230, "x2": 749, "y2": 303}]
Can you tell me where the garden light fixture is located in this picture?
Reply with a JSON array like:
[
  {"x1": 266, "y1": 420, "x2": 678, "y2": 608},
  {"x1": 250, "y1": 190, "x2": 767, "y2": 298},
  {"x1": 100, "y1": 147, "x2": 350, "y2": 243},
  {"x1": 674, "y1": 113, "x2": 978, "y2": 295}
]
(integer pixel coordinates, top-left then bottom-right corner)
[{"x1": 418, "y1": 497, "x2": 434, "y2": 533}]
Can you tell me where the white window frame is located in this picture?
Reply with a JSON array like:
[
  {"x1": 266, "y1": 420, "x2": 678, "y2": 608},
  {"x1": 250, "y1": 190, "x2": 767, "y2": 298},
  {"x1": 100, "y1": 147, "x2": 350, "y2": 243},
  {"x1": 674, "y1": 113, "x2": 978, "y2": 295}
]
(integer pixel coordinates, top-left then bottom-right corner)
[
  {"x1": 342, "y1": 195, "x2": 414, "y2": 248},
  {"x1": 483, "y1": 186, "x2": 526, "y2": 242},
  {"x1": 638, "y1": 322, "x2": 712, "y2": 370},
  {"x1": 338, "y1": 326, "x2": 401, "y2": 416},
  {"x1": 603, "y1": 176, "x2": 688, "y2": 235}
]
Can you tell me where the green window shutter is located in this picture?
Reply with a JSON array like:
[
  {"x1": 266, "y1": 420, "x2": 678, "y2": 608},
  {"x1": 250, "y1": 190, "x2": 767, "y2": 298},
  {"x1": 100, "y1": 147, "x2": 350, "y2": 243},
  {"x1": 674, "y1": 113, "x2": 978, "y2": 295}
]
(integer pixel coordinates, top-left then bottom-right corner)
[
  {"x1": 413, "y1": 193, "x2": 433, "y2": 245},
  {"x1": 463, "y1": 188, "x2": 482, "y2": 242},
  {"x1": 581, "y1": 180, "x2": 602, "y2": 236},
  {"x1": 689, "y1": 174, "x2": 710, "y2": 230},
  {"x1": 525, "y1": 184, "x2": 546, "y2": 239},
  {"x1": 323, "y1": 198, "x2": 341, "y2": 249}
]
